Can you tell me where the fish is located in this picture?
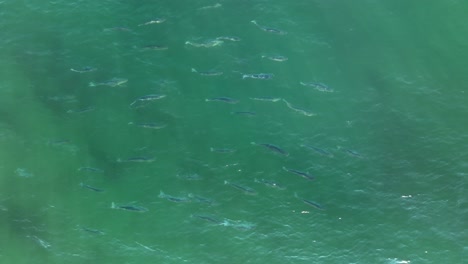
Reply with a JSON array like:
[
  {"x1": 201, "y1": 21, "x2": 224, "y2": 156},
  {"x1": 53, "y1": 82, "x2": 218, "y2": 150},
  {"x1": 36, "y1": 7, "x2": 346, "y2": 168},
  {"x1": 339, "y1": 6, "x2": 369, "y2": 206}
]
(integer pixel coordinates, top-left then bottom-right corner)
[
  {"x1": 80, "y1": 226, "x2": 105, "y2": 235},
  {"x1": 130, "y1": 94, "x2": 166, "y2": 107},
  {"x1": 249, "y1": 96, "x2": 282, "y2": 102},
  {"x1": 142, "y1": 45, "x2": 168, "y2": 51},
  {"x1": 134, "y1": 94, "x2": 166, "y2": 102},
  {"x1": 191, "y1": 68, "x2": 223, "y2": 76},
  {"x1": 221, "y1": 218, "x2": 256, "y2": 230},
  {"x1": 294, "y1": 193, "x2": 324, "y2": 210},
  {"x1": 116, "y1": 156, "x2": 156, "y2": 163},
  {"x1": 251, "y1": 20, "x2": 287, "y2": 35},
  {"x1": 242, "y1": 73, "x2": 274, "y2": 80},
  {"x1": 198, "y1": 3, "x2": 222, "y2": 10},
  {"x1": 70, "y1": 66, "x2": 97, "y2": 73},
  {"x1": 135, "y1": 242, "x2": 158, "y2": 252},
  {"x1": 231, "y1": 111, "x2": 256, "y2": 116},
  {"x1": 15, "y1": 168, "x2": 33, "y2": 178},
  {"x1": 28, "y1": 235, "x2": 51, "y2": 249},
  {"x1": 251, "y1": 142, "x2": 289, "y2": 156},
  {"x1": 47, "y1": 95, "x2": 77, "y2": 103},
  {"x1": 210, "y1": 147, "x2": 236, "y2": 153},
  {"x1": 128, "y1": 122, "x2": 167, "y2": 129},
  {"x1": 191, "y1": 214, "x2": 222, "y2": 224},
  {"x1": 205, "y1": 97, "x2": 239, "y2": 104},
  {"x1": 185, "y1": 39, "x2": 224, "y2": 48},
  {"x1": 339, "y1": 147, "x2": 364, "y2": 158},
  {"x1": 78, "y1": 167, "x2": 104, "y2": 173},
  {"x1": 188, "y1": 194, "x2": 217, "y2": 206},
  {"x1": 66, "y1": 106, "x2": 95, "y2": 114},
  {"x1": 282, "y1": 167, "x2": 315, "y2": 181},
  {"x1": 301, "y1": 144, "x2": 334, "y2": 157},
  {"x1": 282, "y1": 99, "x2": 316, "y2": 117},
  {"x1": 138, "y1": 18, "x2": 166, "y2": 26},
  {"x1": 301, "y1": 199, "x2": 324, "y2": 210},
  {"x1": 254, "y1": 178, "x2": 286, "y2": 190},
  {"x1": 111, "y1": 202, "x2": 148, "y2": 212},
  {"x1": 159, "y1": 191, "x2": 191, "y2": 203},
  {"x1": 300, "y1": 82, "x2": 333, "y2": 92},
  {"x1": 224, "y1": 180, "x2": 257, "y2": 195},
  {"x1": 103, "y1": 27, "x2": 131, "y2": 32},
  {"x1": 216, "y1": 36, "x2": 241, "y2": 42},
  {"x1": 261, "y1": 55, "x2": 288, "y2": 62},
  {"x1": 79, "y1": 182, "x2": 104, "y2": 192},
  {"x1": 177, "y1": 173, "x2": 203, "y2": 181},
  {"x1": 89, "y1": 78, "x2": 127, "y2": 87}
]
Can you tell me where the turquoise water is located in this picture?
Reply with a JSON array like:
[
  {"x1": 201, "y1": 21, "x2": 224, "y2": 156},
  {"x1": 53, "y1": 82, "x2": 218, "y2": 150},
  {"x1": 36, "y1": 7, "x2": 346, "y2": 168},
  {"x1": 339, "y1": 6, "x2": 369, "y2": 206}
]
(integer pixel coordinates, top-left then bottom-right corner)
[{"x1": 1, "y1": 1, "x2": 467, "y2": 263}]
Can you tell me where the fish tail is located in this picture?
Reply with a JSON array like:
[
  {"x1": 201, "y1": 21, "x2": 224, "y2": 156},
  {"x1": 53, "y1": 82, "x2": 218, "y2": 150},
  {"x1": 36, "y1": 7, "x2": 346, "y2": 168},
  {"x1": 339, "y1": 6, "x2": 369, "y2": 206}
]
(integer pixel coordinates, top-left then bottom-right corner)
[
  {"x1": 89, "y1": 82, "x2": 96, "y2": 87},
  {"x1": 111, "y1": 202, "x2": 116, "y2": 209}
]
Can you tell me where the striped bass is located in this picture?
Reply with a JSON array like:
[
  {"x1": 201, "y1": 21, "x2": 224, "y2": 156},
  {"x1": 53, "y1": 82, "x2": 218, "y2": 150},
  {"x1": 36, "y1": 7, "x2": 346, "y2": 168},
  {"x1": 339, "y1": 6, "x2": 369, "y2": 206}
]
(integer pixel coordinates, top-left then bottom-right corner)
[
  {"x1": 89, "y1": 78, "x2": 127, "y2": 87},
  {"x1": 111, "y1": 202, "x2": 148, "y2": 212},
  {"x1": 294, "y1": 193, "x2": 324, "y2": 210},
  {"x1": 159, "y1": 191, "x2": 191, "y2": 203},
  {"x1": 80, "y1": 182, "x2": 104, "y2": 192},
  {"x1": 251, "y1": 20, "x2": 287, "y2": 35},
  {"x1": 282, "y1": 167, "x2": 315, "y2": 181},
  {"x1": 242, "y1": 73, "x2": 274, "y2": 80},
  {"x1": 205, "y1": 97, "x2": 239, "y2": 104},
  {"x1": 251, "y1": 142, "x2": 289, "y2": 156},
  {"x1": 224, "y1": 181, "x2": 257, "y2": 195}
]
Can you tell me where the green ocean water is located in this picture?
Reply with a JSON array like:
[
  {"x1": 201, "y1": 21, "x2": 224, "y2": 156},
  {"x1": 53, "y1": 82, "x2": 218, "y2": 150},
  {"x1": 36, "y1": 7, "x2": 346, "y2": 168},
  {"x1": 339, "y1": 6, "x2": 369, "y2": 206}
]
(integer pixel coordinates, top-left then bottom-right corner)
[{"x1": 1, "y1": 0, "x2": 467, "y2": 263}]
